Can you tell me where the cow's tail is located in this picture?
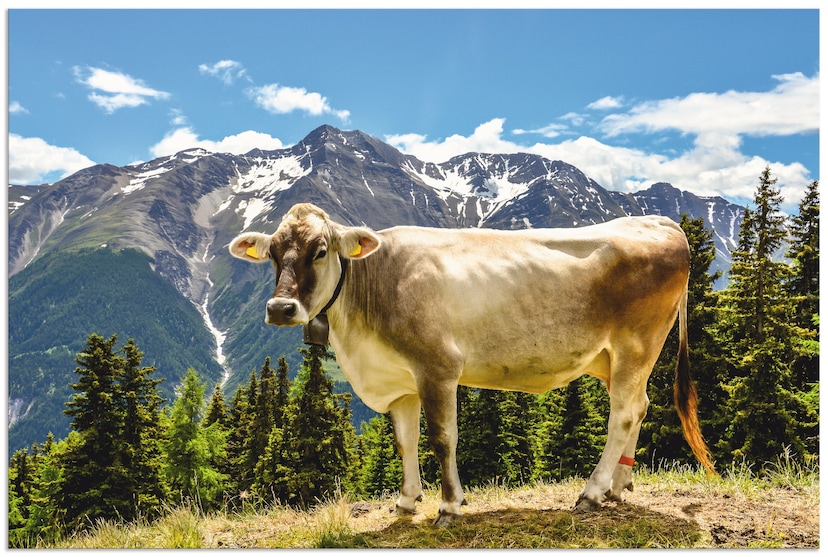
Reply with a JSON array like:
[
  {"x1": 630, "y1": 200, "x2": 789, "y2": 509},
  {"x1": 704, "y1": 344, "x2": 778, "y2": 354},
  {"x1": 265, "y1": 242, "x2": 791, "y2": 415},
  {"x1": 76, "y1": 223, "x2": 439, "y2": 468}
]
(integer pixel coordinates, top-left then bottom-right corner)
[{"x1": 673, "y1": 282, "x2": 717, "y2": 477}]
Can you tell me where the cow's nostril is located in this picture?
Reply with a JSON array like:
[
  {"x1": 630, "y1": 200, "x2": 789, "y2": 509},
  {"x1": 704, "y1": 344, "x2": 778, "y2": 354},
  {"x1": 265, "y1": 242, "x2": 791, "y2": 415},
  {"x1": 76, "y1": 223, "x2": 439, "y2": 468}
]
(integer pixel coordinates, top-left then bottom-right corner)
[{"x1": 283, "y1": 303, "x2": 296, "y2": 318}]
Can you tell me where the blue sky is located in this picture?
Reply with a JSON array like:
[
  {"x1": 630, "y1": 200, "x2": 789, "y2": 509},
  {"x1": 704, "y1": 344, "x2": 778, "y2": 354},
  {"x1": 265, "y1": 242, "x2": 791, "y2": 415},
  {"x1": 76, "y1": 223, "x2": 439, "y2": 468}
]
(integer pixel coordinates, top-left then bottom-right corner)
[{"x1": 6, "y1": 6, "x2": 821, "y2": 210}]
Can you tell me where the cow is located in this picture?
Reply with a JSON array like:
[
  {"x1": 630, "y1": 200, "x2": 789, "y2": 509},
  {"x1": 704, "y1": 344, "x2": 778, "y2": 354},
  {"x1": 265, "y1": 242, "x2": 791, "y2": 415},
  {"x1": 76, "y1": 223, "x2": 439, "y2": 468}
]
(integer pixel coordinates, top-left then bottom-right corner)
[{"x1": 229, "y1": 202, "x2": 715, "y2": 526}]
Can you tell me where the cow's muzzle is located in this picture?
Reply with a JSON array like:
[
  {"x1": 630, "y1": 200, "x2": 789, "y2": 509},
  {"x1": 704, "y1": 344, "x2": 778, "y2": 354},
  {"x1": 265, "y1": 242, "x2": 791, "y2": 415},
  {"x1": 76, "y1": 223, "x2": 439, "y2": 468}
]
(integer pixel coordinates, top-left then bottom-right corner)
[{"x1": 265, "y1": 297, "x2": 308, "y2": 326}]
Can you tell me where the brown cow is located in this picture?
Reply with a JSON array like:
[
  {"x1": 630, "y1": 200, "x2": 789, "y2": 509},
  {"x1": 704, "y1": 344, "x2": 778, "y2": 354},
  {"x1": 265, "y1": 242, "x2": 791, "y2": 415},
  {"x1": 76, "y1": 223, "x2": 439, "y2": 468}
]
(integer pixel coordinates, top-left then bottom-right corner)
[{"x1": 230, "y1": 202, "x2": 715, "y2": 525}]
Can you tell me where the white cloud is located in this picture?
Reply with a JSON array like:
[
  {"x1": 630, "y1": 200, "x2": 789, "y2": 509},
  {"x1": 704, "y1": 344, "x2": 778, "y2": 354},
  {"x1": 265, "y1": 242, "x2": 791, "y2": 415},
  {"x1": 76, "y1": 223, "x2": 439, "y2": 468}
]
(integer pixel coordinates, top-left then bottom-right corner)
[
  {"x1": 247, "y1": 83, "x2": 350, "y2": 121},
  {"x1": 9, "y1": 101, "x2": 28, "y2": 114},
  {"x1": 9, "y1": 134, "x2": 95, "y2": 184},
  {"x1": 150, "y1": 127, "x2": 284, "y2": 158},
  {"x1": 587, "y1": 95, "x2": 624, "y2": 110},
  {"x1": 512, "y1": 122, "x2": 568, "y2": 138},
  {"x1": 199, "y1": 60, "x2": 249, "y2": 85},
  {"x1": 387, "y1": 119, "x2": 519, "y2": 163},
  {"x1": 598, "y1": 72, "x2": 818, "y2": 138},
  {"x1": 73, "y1": 66, "x2": 170, "y2": 113}
]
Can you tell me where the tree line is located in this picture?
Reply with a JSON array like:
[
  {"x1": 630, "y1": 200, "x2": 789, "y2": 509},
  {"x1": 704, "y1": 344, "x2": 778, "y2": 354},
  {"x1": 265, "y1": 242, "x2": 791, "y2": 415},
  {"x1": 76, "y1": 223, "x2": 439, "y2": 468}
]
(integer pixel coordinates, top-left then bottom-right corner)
[{"x1": 8, "y1": 167, "x2": 818, "y2": 547}]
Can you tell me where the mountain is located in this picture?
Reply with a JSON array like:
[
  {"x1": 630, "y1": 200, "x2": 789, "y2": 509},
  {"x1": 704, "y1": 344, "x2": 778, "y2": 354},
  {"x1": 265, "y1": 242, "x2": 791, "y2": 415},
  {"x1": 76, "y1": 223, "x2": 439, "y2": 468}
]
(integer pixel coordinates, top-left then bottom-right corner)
[{"x1": 7, "y1": 124, "x2": 745, "y2": 455}]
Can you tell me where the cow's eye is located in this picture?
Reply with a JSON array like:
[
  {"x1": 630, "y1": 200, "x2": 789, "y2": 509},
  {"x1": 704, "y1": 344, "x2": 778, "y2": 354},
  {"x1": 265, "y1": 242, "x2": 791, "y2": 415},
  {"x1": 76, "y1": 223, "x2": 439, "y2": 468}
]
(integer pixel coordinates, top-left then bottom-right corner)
[{"x1": 314, "y1": 248, "x2": 327, "y2": 261}]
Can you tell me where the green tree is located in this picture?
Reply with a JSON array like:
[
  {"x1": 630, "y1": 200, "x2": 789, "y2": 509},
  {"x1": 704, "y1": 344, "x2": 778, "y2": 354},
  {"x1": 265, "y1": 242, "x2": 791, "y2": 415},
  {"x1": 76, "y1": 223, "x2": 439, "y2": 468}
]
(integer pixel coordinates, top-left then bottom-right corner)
[
  {"x1": 531, "y1": 389, "x2": 565, "y2": 482},
  {"x1": 57, "y1": 333, "x2": 128, "y2": 529},
  {"x1": 456, "y1": 387, "x2": 502, "y2": 487},
  {"x1": 162, "y1": 368, "x2": 228, "y2": 509},
  {"x1": 496, "y1": 391, "x2": 535, "y2": 486},
  {"x1": 271, "y1": 345, "x2": 356, "y2": 507},
  {"x1": 118, "y1": 339, "x2": 168, "y2": 518},
  {"x1": 785, "y1": 180, "x2": 819, "y2": 393},
  {"x1": 22, "y1": 433, "x2": 66, "y2": 546},
  {"x1": 357, "y1": 414, "x2": 402, "y2": 498},
  {"x1": 715, "y1": 167, "x2": 816, "y2": 465},
  {"x1": 204, "y1": 383, "x2": 228, "y2": 427}
]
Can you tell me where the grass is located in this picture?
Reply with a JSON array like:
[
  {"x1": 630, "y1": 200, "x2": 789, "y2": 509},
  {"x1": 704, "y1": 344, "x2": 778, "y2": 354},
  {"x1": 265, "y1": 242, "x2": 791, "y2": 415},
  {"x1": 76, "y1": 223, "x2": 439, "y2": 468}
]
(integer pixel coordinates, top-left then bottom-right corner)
[{"x1": 33, "y1": 459, "x2": 818, "y2": 549}]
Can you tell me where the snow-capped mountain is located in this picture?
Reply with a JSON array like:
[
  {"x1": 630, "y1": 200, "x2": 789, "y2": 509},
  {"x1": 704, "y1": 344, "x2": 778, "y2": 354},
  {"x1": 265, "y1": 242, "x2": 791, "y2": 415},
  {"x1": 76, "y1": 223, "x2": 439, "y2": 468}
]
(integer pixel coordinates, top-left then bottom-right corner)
[{"x1": 8, "y1": 124, "x2": 744, "y2": 455}]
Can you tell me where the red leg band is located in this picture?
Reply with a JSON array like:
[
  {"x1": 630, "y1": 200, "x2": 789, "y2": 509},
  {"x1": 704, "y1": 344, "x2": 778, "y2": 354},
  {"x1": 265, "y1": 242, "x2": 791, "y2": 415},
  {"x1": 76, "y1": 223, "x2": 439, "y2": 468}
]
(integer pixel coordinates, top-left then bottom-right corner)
[{"x1": 618, "y1": 455, "x2": 635, "y2": 467}]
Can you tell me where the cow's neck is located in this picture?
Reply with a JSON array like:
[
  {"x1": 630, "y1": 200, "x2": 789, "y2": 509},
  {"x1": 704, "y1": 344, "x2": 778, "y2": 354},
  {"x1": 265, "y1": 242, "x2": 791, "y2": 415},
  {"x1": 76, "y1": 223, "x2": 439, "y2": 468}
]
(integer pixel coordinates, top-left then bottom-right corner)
[{"x1": 303, "y1": 256, "x2": 349, "y2": 346}]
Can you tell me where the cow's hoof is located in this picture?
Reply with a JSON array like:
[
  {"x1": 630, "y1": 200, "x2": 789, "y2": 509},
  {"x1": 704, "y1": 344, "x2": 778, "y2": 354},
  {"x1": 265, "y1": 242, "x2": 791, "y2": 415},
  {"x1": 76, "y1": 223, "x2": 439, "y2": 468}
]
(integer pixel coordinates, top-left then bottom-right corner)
[
  {"x1": 573, "y1": 496, "x2": 602, "y2": 513},
  {"x1": 607, "y1": 482, "x2": 633, "y2": 502},
  {"x1": 394, "y1": 504, "x2": 416, "y2": 516},
  {"x1": 433, "y1": 511, "x2": 462, "y2": 527}
]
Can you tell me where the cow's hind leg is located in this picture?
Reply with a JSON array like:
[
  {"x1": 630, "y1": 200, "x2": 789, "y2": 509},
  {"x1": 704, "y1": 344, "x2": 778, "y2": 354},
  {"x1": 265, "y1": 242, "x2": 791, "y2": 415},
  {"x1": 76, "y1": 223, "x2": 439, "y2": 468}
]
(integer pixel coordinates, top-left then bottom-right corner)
[
  {"x1": 389, "y1": 394, "x2": 424, "y2": 515},
  {"x1": 607, "y1": 391, "x2": 647, "y2": 501},
  {"x1": 575, "y1": 363, "x2": 649, "y2": 512},
  {"x1": 419, "y1": 377, "x2": 466, "y2": 526}
]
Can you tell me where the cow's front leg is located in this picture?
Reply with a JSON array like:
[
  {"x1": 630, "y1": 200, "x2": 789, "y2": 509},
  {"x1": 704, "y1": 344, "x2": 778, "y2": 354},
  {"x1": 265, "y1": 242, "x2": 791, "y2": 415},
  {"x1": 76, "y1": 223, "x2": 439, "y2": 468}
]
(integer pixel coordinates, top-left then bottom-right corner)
[
  {"x1": 389, "y1": 394, "x2": 424, "y2": 515},
  {"x1": 420, "y1": 379, "x2": 466, "y2": 526}
]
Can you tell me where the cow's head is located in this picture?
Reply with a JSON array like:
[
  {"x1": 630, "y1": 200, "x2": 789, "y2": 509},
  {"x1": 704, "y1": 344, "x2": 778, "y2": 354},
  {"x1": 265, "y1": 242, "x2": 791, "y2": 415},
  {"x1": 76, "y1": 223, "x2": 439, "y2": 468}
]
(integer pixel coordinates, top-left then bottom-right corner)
[{"x1": 229, "y1": 203, "x2": 381, "y2": 326}]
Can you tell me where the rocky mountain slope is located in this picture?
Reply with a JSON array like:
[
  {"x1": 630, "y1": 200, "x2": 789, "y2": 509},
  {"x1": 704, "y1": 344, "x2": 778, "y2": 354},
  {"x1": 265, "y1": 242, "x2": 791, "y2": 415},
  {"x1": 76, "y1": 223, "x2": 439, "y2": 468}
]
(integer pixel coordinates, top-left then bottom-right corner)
[{"x1": 7, "y1": 124, "x2": 744, "y2": 454}]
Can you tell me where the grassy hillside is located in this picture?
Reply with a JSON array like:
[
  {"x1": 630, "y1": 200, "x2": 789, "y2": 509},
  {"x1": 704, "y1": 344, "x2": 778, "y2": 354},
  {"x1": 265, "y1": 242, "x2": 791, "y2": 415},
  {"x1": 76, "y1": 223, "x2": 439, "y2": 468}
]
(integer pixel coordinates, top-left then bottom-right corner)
[
  {"x1": 7, "y1": 248, "x2": 225, "y2": 454},
  {"x1": 37, "y1": 460, "x2": 818, "y2": 549}
]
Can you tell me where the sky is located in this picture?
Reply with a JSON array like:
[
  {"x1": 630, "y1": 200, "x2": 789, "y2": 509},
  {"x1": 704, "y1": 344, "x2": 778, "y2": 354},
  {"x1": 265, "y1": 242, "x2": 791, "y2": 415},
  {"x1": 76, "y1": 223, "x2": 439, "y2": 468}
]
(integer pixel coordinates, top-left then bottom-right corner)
[{"x1": 5, "y1": 6, "x2": 822, "y2": 211}]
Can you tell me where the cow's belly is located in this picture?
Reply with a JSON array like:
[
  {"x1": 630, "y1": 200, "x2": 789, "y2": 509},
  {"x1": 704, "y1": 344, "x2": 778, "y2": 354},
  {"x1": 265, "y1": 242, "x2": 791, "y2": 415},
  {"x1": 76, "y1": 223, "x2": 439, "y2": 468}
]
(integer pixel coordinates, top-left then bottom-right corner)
[
  {"x1": 459, "y1": 345, "x2": 611, "y2": 394},
  {"x1": 330, "y1": 331, "x2": 419, "y2": 414}
]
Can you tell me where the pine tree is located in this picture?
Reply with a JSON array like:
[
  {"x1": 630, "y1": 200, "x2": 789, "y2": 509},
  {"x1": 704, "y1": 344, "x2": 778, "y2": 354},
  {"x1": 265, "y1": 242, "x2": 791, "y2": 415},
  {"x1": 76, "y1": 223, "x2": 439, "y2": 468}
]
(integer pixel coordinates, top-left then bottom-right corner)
[
  {"x1": 358, "y1": 414, "x2": 402, "y2": 498},
  {"x1": 223, "y1": 383, "x2": 253, "y2": 498},
  {"x1": 785, "y1": 180, "x2": 819, "y2": 392},
  {"x1": 253, "y1": 356, "x2": 293, "y2": 501},
  {"x1": 530, "y1": 389, "x2": 565, "y2": 482},
  {"x1": 496, "y1": 391, "x2": 534, "y2": 486},
  {"x1": 118, "y1": 338, "x2": 167, "y2": 518},
  {"x1": 274, "y1": 356, "x2": 291, "y2": 429},
  {"x1": 162, "y1": 368, "x2": 228, "y2": 509},
  {"x1": 8, "y1": 446, "x2": 35, "y2": 546},
  {"x1": 21, "y1": 433, "x2": 66, "y2": 545},
  {"x1": 57, "y1": 333, "x2": 127, "y2": 529},
  {"x1": 271, "y1": 344, "x2": 356, "y2": 507},
  {"x1": 456, "y1": 387, "x2": 502, "y2": 486},
  {"x1": 784, "y1": 180, "x2": 820, "y2": 455},
  {"x1": 715, "y1": 167, "x2": 815, "y2": 465},
  {"x1": 204, "y1": 383, "x2": 228, "y2": 427},
  {"x1": 249, "y1": 357, "x2": 278, "y2": 479}
]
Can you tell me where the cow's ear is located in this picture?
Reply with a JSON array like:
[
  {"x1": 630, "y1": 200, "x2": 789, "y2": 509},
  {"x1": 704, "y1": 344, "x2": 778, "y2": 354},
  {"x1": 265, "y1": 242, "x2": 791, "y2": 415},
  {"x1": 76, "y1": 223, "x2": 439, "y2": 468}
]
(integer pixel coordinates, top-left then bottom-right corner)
[
  {"x1": 338, "y1": 227, "x2": 381, "y2": 259},
  {"x1": 229, "y1": 232, "x2": 272, "y2": 263}
]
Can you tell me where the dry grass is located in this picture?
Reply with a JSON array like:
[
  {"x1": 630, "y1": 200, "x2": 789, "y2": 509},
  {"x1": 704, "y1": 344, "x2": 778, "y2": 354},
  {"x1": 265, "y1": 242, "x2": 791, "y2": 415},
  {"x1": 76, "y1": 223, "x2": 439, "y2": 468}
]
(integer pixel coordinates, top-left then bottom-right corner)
[{"x1": 41, "y1": 461, "x2": 819, "y2": 549}]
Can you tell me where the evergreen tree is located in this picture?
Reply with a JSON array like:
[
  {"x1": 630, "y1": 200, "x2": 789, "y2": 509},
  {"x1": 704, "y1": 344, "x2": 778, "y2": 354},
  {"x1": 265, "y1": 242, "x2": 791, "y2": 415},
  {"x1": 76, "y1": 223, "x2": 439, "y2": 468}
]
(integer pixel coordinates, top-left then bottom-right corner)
[
  {"x1": 274, "y1": 356, "x2": 291, "y2": 429},
  {"x1": 456, "y1": 387, "x2": 502, "y2": 486},
  {"x1": 8, "y1": 445, "x2": 36, "y2": 546},
  {"x1": 22, "y1": 433, "x2": 66, "y2": 545},
  {"x1": 358, "y1": 414, "x2": 402, "y2": 498},
  {"x1": 715, "y1": 167, "x2": 816, "y2": 465},
  {"x1": 785, "y1": 180, "x2": 820, "y2": 394},
  {"x1": 496, "y1": 391, "x2": 534, "y2": 486},
  {"x1": 204, "y1": 383, "x2": 228, "y2": 427},
  {"x1": 118, "y1": 338, "x2": 167, "y2": 518},
  {"x1": 223, "y1": 382, "x2": 254, "y2": 498},
  {"x1": 271, "y1": 344, "x2": 356, "y2": 507},
  {"x1": 253, "y1": 357, "x2": 293, "y2": 500},
  {"x1": 162, "y1": 368, "x2": 228, "y2": 509},
  {"x1": 530, "y1": 389, "x2": 565, "y2": 482},
  {"x1": 249, "y1": 357, "x2": 278, "y2": 480},
  {"x1": 57, "y1": 333, "x2": 128, "y2": 529}
]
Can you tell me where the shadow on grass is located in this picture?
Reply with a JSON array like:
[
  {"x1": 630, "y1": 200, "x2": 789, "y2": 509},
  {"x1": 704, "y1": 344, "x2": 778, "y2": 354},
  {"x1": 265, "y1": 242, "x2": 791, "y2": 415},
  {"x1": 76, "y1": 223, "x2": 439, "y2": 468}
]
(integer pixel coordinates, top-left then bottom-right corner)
[{"x1": 321, "y1": 502, "x2": 703, "y2": 549}]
